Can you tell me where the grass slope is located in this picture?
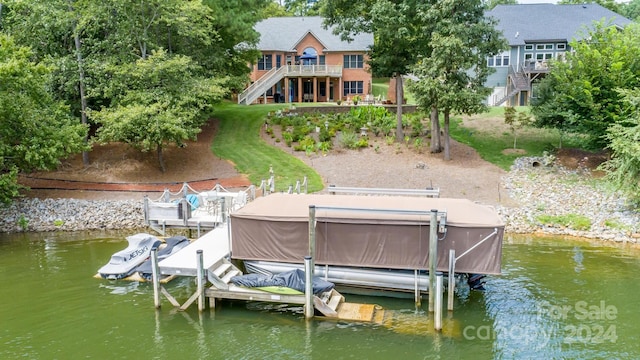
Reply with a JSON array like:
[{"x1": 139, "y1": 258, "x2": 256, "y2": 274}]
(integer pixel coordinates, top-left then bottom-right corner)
[{"x1": 210, "y1": 102, "x2": 324, "y2": 192}]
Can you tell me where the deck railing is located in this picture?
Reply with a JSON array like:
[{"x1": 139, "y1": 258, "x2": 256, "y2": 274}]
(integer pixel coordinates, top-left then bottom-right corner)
[{"x1": 238, "y1": 65, "x2": 343, "y2": 105}]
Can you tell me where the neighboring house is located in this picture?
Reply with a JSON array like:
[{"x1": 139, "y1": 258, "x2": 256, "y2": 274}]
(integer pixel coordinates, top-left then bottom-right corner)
[
  {"x1": 239, "y1": 16, "x2": 373, "y2": 105},
  {"x1": 486, "y1": 3, "x2": 631, "y2": 106}
]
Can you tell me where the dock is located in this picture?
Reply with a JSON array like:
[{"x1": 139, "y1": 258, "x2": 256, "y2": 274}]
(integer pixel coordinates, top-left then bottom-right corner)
[
  {"x1": 143, "y1": 183, "x2": 253, "y2": 237},
  {"x1": 150, "y1": 222, "x2": 395, "y2": 322}
]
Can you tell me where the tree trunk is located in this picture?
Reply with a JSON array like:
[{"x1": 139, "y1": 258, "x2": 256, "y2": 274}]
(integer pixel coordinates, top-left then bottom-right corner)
[
  {"x1": 157, "y1": 144, "x2": 166, "y2": 173},
  {"x1": 443, "y1": 109, "x2": 451, "y2": 161},
  {"x1": 395, "y1": 75, "x2": 404, "y2": 142},
  {"x1": 430, "y1": 106, "x2": 441, "y2": 153},
  {"x1": 69, "y1": 0, "x2": 90, "y2": 166}
]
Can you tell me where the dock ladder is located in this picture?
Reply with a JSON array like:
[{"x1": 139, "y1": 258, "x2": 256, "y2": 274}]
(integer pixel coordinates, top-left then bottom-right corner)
[{"x1": 207, "y1": 258, "x2": 243, "y2": 290}]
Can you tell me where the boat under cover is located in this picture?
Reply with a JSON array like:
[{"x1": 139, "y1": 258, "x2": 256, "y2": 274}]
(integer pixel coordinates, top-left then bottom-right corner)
[
  {"x1": 98, "y1": 233, "x2": 161, "y2": 280},
  {"x1": 230, "y1": 193, "x2": 505, "y2": 277}
]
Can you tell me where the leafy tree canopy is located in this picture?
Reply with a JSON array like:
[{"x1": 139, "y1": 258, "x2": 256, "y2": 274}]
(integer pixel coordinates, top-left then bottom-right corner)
[
  {"x1": 558, "y1": 0, "x2": 621, "y2": 14},
  {"x1": 0, "y1": 35, "x2": 87, "y2": 203},
  {"x1": 484, "y1": 0, "x2": 517, "y2": 10},
  {"x1": 600, "y1": 88, "x2": 640, "y2": 204},
  {"x1": 619, "y1": 0, "x2": 640, "y2": 21},
  {"x1": 408, "y1": 0, "x2": 506, "y2": 158},
  {"x1": 531, "y1": 22, "x2": 640, "y2": 149},
  {"x1": 90, "y1": 50, "x2": 227, "y2": 172}
]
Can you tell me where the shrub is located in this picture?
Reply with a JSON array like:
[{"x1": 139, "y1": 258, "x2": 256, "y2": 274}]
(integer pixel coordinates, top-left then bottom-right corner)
[{"x1": 339, "y1": 130, "x2": 359, "y2": 149}]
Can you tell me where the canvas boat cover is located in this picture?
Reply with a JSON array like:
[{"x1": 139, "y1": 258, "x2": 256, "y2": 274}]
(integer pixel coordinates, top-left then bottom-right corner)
[
  {"x1": 230, "y1": 193, "x2": 505, "y2": 275},
  {"x1": 230, "y1": 269, "x2": 334, "y2": 295}
]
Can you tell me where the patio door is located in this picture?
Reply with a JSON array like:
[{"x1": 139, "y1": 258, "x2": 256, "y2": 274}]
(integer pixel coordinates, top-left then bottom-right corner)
[{"x1": 303, "y1": 79, "x2": 313, "y2": 102}]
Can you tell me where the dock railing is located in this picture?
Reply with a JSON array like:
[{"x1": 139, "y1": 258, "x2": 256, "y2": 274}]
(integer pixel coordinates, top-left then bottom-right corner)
[
  {"x1": 327, "y1": 185, "x2": 440, "y2": 197},
  {"x1": 144, "y1": 182, "x2": 256, "y2": 236}
]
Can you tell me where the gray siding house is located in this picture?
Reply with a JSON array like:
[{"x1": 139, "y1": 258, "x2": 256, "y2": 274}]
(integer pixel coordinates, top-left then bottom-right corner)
[{"x1": 486, "y1": 3, "x2": 631, "y2": 106}]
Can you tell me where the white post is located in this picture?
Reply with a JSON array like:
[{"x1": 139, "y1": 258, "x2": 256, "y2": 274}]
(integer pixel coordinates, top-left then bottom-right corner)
[
  {"x1": 414, "y1": 269, "x2": 421, "y2": 306},
  {"x1": 151, "y1": 247, "x2": 160, "y2": 309},
  {"x1": 435, "y1": 272, "x2": 443, "y2": 331},
  {"x1": 448, "y1": 249, "x2": 456, "y2": 311},
  {"x1": 304, "y1": 256, "x2": 314, "y2": 319},
  {"x1": 428, "y1": 209, "x2": 438, "y2": 312},
  {"x1": 196, "y1": 250, "x2": 205, "y2": 312}
]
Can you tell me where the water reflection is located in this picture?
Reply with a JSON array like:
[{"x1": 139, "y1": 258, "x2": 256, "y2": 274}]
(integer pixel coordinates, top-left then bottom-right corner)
[{"x1": 1, "y1": 232, "x2": 639, "y2": 359}]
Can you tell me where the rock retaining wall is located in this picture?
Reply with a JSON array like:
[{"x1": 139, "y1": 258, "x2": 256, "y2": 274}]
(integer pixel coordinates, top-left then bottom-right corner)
[{"x1": 2, "y1": 157, "x2": 638, "y2": 243}]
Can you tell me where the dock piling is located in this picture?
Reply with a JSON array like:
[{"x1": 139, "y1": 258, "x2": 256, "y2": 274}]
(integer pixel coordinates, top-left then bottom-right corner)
[
  {"x1": 448, "y1": 249, "x2": 456, "y2": 311},
  {"x1": 151, "y1": 247, "x2": 161, "y2": 309},
  {"x1": 304, "y1": 256, "x2": 314, "y2": 319},
  {"x1": 428, "y1": 209, "x2": 438, "y2": 313},
  {"x1": 196, "y1": 250, "x2": 206, "y2": 312},
  {"x1": 435, "y1": 272, "x2": 443, "y2": 331}
]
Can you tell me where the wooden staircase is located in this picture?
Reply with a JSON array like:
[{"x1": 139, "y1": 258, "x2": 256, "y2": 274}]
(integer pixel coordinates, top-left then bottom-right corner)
[
  {"x1": 207, "y1": 258, "x2": 242, "y2": 291},
  {"x1": 237, "y1": 66, "x2": 287, "y2": 105},
  {"x1": 494, "y1": 71, "x2": 531, "y2": 106}
]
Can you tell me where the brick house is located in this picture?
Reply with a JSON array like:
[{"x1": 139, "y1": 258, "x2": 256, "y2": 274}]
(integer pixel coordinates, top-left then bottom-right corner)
[{"x1": 238, "y1": 16, "x2": 374, "y2": 105}]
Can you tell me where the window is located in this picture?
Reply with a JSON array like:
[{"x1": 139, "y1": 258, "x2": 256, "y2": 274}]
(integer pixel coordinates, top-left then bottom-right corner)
[
  {"x1": 343, "y1": 54, "x2": 364, "y2": 69},
  {"x1": 319, "y1": 82, "x2": 326, "y2": 97},
  {"x1": 343, "y1": 81, "x2": 363, "y2": 96},
  {"x1": 536, "y1": 44, "x2": 554, "y2": 51},
  {"x1": 319, "y1": 55, "x2": 326, "y2": 65},
  {"x1": 276, "y1": 55, "x2": 281, "y2": 68},
  {"x1": 536, "y1": 53, "x2": 553, "y2": 61},
  {"x1": 487, "y1": 52, "x2": 509, "y2": 67},
  {"x1": 301, "y1": 47, "x2": 318, "y2": 65},
  {"x1": 524, "y1": 44, "x2": 534, "y2": 51},
  {"x1": 556, "y1": 43, "x2": 566, "y2": 50},
  {"x1": 258, "y1": 54, "x2": 272, "y2": 70},
  {"x1": 524, "y1": 53, "x2": 534, "y2": 61}
]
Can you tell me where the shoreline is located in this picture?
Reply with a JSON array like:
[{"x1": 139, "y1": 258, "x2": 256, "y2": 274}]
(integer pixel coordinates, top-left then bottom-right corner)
[{"x1": 1, "y1": 157, "x2": 638, "y2": 244}]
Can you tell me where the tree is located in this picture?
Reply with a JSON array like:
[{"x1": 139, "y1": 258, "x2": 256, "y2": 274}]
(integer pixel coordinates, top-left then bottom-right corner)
[
  {"x1": 558, "y1": 0, "x2": 621, "y2": 14},
  {"x1": 619, "y1": 0, "x2": 640, "y2": 21},
  {"x1": 408, "y1": 0, "x2": 506, "y2": 160},
  {"x1": 90, "y1": 50, "x2": 227, "y2": 172},
  {"x1": 0, "y1": 35, "x2": 87, "y2": 203},
  {"x1": 323, "y1": 0, "x2": 430, "y2": 143},
  {"x1": 284, "y1": 0, "x2": 324, "y2": 16},
  {"x1": 259, "y1": 1, "x2": 290, "y2": 19},
  {"x1": 2, "y1": 0, "x2": 267, "y2": 166},
  {"x1": 484, "y1": 0, "x2": 516, "y2": 10},
  {"x1": 504, "y1": 107, "x2": 532, "y2": 149},
  {"x1": 600, "y1": 88, "x2": 640, "y2": 204},
  {"x1": 531, "y1": 22, "x2": 640, "y2": 149}
]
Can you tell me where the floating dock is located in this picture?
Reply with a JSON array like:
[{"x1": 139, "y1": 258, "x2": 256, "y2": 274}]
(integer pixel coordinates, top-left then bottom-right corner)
[{"x1": 147, "y1": 222, "x2": 404, "y2": 322}]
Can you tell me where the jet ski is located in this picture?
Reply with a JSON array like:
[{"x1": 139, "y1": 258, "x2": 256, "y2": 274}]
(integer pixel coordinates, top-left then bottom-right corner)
[
  {"x1": 98, "y1": 233, "x2": 162, "y2": 280},
  {"x1": 136, "y1": 235, "x2": 190, "y2": 281}
]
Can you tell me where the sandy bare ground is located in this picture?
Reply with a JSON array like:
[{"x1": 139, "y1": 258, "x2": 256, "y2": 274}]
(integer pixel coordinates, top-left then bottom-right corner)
[{"x1": 20, "y1": 113, "x2": 597, "y2": 206}]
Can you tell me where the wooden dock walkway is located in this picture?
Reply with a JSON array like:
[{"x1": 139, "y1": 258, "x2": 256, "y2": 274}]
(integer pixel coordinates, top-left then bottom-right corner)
[
  {"x1": 157, "y1": 223, "x2": 230, "y2": 277},
  {"x1": 149, "y1": 222, "x2": 393, "y2": 322}
]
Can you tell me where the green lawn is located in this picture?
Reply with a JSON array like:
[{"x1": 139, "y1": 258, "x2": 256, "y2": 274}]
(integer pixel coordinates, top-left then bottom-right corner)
[
  {"x1": 210, "y1": 101, "x2": 581, "y2": 188},
  {"x1": 449, "y1": 107, "x2": 581, "y2": 170},
  {"x1": 210, "y1": 102, "x2": 324, "y2": 192}
]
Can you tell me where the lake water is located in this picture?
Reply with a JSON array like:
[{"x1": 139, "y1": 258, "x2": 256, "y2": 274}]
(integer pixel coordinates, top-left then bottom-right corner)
[{"x1": 1, "y1": 231, "x2": 639, "y2": 359}]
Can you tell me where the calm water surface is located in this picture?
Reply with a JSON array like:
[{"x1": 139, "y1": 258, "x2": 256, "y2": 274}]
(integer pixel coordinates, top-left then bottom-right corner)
[{"x1": 1, "y1": 232, "x2": 639, "y2": 359}]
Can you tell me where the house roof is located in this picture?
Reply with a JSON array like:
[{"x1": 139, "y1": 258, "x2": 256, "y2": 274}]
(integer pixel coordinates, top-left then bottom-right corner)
[
  {"x1": 488, "y1": 4, "x2": 632, "y2": 46},
  {"x1": 255, "y1": 16, "x2": 373, "y2": 52}
]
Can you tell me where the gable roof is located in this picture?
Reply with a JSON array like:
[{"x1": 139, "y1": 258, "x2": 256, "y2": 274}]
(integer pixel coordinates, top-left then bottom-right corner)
[
  {"x1": 488, "y1": 3, "x2": 632, "y2": 46},
  {"x1": 255, "y1": 16, "x2": 373, "y2": 52}
]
